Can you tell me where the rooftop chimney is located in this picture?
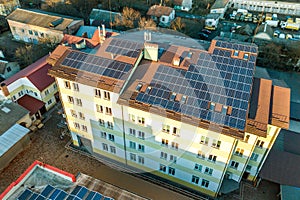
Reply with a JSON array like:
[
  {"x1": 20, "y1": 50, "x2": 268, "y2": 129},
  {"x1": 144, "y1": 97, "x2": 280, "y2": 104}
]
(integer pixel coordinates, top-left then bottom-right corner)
[
  {"x1": 102, "y1": 24, "x2": 106, "y2": 38},
  {"x1": 173, "y1": 56, "x2": 180, "y2": 66}
]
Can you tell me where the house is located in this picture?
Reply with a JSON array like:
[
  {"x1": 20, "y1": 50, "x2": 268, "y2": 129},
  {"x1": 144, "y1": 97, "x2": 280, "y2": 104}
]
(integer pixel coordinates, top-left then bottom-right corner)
[
  {"x1": 147, "y1": 5, "x2": 175, "y2": 27},
  {"x1": 47, "y1": 30, "x2": 290, "y2": 198},
  {"x1": 0, "y1": 56, "x2": 58, "y2": 121},
  {"x1": 230, "y1": 0, "x2": 300, "y2": 16},
  {"x1": 205, "y1": 13, "x2": 220, "y2": 30},
  {"x1": 0, "y1": 160, "x2": 148, "y2": 199},
  {"x1": 6, "y1": 8, "x2": 84, "y2": 44},
  {"x1": 0, "y1": 60, "x2": 20, "y2": 81},
  {"x1": 89, "y1": 8, "x2": 121, "y2": 27},
  {"x1": 0, "y1": 98, "x2": 31, "y2": 171},
  {"x1": 174, "y1": 0, "x2": 193, "y2": 11},
  {"x1": 0, "y1": 0, "x2": 20, "y2": 16},
  {"x1": 210, "y1": 0, "x2": 230, "y2": 18}
]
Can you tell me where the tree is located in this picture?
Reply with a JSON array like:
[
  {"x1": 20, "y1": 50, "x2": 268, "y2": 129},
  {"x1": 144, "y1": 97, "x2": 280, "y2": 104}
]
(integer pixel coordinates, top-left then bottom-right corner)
[
  {"x1": 113, "y1": 7, "x2": 141, "y2": 30},
  {"x1": 138, "y1": 17, "x2": 156, "y2": 29},
  {"x1": 15, "y1": 45, "x2": 34, "y2": 67},
  {"x1": 170, "y1": 17, "x2": 185, "y2": 32}
]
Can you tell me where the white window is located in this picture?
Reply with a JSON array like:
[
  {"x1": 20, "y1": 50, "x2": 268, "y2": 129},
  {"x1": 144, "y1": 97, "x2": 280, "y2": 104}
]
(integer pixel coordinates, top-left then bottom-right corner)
[
  {"x1": 104, "y1": 91, "x2": 110, "y2": 100},
  {"x1": 129, "y1": 114, "x2": 135, "y2": 122},
  {"x1": 82, "y1": 125, "x2": 87, "y2": 132},
  {"x1": 138, "y1": 117, "x2": 145, "y2": 125},
  {"x1": 256, "y1": 140, "x2": 265, "y2": 148},
  {"x1": 235, "y1": 148, "x2": 244, "y2": 157},
  {"x1": 171, "y1": 142, "x2": 178, "y2": 150},
  {"x1": 204, "y1": 167, "x2": 213, "y2": 175},
  {"x1": 191, "y1": 175, "x2": 199, "y2": 184},
  {"x1": 138, "y1": 131, "x2": 145, "y2": 139},
  {"x1": 200, "y1": 136, "x2": 209, "y2": 145},
  {"x1": 73, "y1": 83, "x2": 79, "y2": 91},
  {"x1": 68, "y1": 96, "x2": 74, "y2": 104},
  {"x1": 138, "y1": 156, "x2": 144, "y2": 164},
  {"x1": 99, "y1": 119, "x2": 105, "y2": 126},
  {"x1": 44, "y1": 89, "x2": 49, "y2": 95},
  {"x1": 96, "y1": 104, "x2": 103, "y2": 113},
  {"x1": 107, "y1": 122, "x2": 113, "y2": 129},
  {"x1": 101, "y1": 131, "x2": 106, "y2": 139},
  {"x1": 64, "y1": 81, "x2": 71, "y2": 89},
  {"x1": 250, "y1": 153, "x2": 259, "y2": 161},
  {"x1": 95, "y1": 89, "x2": 101, "y2": 97},
  {"x1": 212, "y1": 140, "x2": 221, "y2": 148},
  {"x1": 201, "y1": 179, "x2": 209, "y2": 188},
  {"x1": 108, "y1": 134, "x2": 115, "y2": 142},
  {"x1": 74, "y1": 122, "x2": 80, "y2": 129},
  {"x1": 160, "y1": 152, "x2": 167, "y2": 160},
  {"x1": 76, "y1": 98, "x2": 82, "y2": 106},
  {"x1": 105, "y1": 107, "x2": 112, "y2": 115},
  {"x1": 138, "y1": 144, "x2": 145, "y2": 152},
  {"x1": 47, "y1": 99, "x2": 52, "y2": 105},
  {"x1": 160, "y1": 164, "x2": 166, "y2": 172},
  {"x1": 170, "y1": 155, "x2": 177, "y2": 163},
  {"x1": 162, "y1": 124, "x2": 170, "y2": 133},
  {"x1": 102, "y1": 143, "x2": 108, "y2": 151},
  {"x1": 79, "y1": 112, "x2": 85, "y2": 120},
  {"x1": 208, "y1": 155, "x2": 217, "y2": 163},
  {"x1": 129, "y1": 128, "x2": 136, "y2": 136},
  {"x1": 71, "y1": 109, "x2": 77, "y2": 117},
  {"x1": 161, "y1": 139, "x2": 168, "y2": 146},
  {"x1": 129, "y1": 141, "x2": 136, "y2": 149},
  {"x1": 197, "y1": 151, "x2": 205, "y2": 159},
  {"x1": 110, "y1": 146, "x2": 116, "y2": 154},
  {"x1": 194, "y1": 164, "x2": 202, "y2": 172},
  {"x1": 230, "y1": 161, "x2": 239, "y2": 169},
  {"x1": 168, "y1": 167, "x2": 175, "y2": 175},
  {"x1": 246, "y1": 165, "x2": 252, "y2": 171},
  {"x1": 130, "y1": 153, "x2": 136, "y2": 161}
]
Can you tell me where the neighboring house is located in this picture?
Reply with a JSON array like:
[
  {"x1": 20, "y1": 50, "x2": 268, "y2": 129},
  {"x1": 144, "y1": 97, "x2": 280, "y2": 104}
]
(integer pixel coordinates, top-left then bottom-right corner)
[
  {"x1": 205, "y1": 13, "x2": 220, "y2": 30},
  {"x1": 174, "y1": 0, "x2": 193, "y2": 11},
  {"x1": 89, "y1": 8, "x2": 121, "y2": 27},
  {"x1": 210, "y1": 0, "x2": 230, "y2": 18},
  {"x1": 0, "y1": 160, "x2": 147, "y2": 199},
  {"x1": 0, "y1": 55, "x2": 58, "y2": 120},
  {"x1": 47, "y1": 31, "x2": 290, "y2": 198},
  {"x1": 6, "y1": 8, "x2": 84, "y2": 44},
  {"x1": 253, "y1": 23, "x2": 273, "y2": 41},
  {"x1": 147, "y1": 5, "x2": 175, "y2": 27},
  {"x1": 230, "y1": 0, "x2": 300, "y2": 16},
  {"x1": 0, "y1": 60, "x2": 20, "y2": 80},
  {"x1": 0, "y1": 99, "x2": 31, "y2": 171},
  {"x1": 0, "y1": 0, "x2": 20, "y2": 16}
]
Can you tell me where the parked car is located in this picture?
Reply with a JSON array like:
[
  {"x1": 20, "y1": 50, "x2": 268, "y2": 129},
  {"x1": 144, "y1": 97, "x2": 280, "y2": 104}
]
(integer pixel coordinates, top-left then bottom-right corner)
[{"x1": 201, "y1": 29, "x2": 211, "y2": 34}]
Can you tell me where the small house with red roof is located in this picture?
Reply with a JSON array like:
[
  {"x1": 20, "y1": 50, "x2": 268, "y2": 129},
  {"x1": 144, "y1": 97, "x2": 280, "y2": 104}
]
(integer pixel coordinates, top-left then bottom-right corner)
[{"x1": 0, "y1": 55, "x2": 58, "y2": 120}]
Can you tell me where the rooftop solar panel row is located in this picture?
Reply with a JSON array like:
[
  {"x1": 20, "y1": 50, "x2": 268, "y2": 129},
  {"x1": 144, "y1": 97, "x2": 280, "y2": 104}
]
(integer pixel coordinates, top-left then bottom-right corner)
[{"x1": 105, "y1": 38, "x2": 143, "y2": 58}]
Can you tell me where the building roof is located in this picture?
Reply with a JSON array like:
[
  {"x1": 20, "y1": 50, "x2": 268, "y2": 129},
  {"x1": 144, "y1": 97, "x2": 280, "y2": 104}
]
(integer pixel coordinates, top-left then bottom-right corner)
[
  {"x1": 0, "y1": 99, "x2": 29, "y2": 134},
  {"x1": 0, "y1": 124, "x2": 30, "y2": 157},
  {"x1": 0, "y1": 60, "x2": 8, "y2": 74},
  {"x1": 89, "y1": 8, "x2": 121, "y2": 27},
  {"x1": 211, "y1": 0, "x2": 230, "y2": 9},
  {"x1": 147, "y1": 5, "x2": 174, "y2": 17},
  {"x1": 260, "y1": 129, "x2": 300, "y2": 187},
  {"x1": 6, "y1": 8, "x2": 82, "y2": 31},
  {"x1": 75, "y1": 26, "x2": 97, "y2": 39},
  {"x1": 281, "y1": 185, "x2": 300, "y2": 200},
  {"x1": 254, "y1": 24, "x2": 273, "y2": 40},
  {"x1": 1, "y1": 160, "x2": 147, "y2": 200},
  {"x1": 1, "y1": 56, "x2": 55, "y2": 91},
  {"x1": 62, "y1": 34, "x2": 100, "y2": 49},
  {"x1": 17, "y1": 95, "x2": 45, "y2": 115}
]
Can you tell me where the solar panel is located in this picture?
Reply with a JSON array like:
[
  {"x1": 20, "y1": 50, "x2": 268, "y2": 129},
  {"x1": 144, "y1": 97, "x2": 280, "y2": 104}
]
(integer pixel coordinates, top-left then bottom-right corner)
[
  {"x1": 28, "y1": 193, "x2": 38, "y2": 200},
  {"x1": 105, "y1": 38, "x2": 143, "y2": 58},
  {"x1": 18, "y1": 189, "x2": 32, "y2": 200},
  {"x1": 135, "y1": 39, "x2": 256, "y2": 130},
  {"x1": 41, "y1": 185, "x2": 55, "y2": 197},
  {"x1": 61, "y1": 52, "x2": 133, "y2": 80},
  {"x1": 49, "y1": 189, "x2": 60, "y2": 199}
]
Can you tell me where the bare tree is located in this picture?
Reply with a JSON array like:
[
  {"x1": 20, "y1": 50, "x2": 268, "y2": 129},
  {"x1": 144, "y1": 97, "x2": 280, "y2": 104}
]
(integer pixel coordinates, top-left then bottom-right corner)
[
  {"x1": 113, "y1": 7, "x2": 141, "y2": 30},
  {"x1": 138, "y1": 17, "x2": 156, "y2": 29},
  {"x1": 170, "y1": 17, "x2": 185, "y2": 32}
]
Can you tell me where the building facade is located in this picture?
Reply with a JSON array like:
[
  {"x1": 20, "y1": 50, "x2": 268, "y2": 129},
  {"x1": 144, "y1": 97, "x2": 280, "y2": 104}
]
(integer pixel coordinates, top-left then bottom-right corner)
[
  {"x1": 0, "y1": 60, "x2": 20, "y2": 80},
  {"x1": 0, "y1": 0, "x2": 20, "y2": 16},
  {"x1": 48, "y1": 31, "x2": 290, "y2": 198},
  {"x1": 230, "y1": 0, "x2": 300, "y2": 16},
  {"x1": 6, "y1": 8, "x2": 83, "y2": 44}
]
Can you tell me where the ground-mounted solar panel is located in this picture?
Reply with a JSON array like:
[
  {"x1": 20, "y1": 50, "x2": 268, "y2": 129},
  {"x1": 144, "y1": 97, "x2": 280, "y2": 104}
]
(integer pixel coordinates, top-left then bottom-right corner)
[
  {"x1": 18, "y1": 189, "x2": 32, "y2": 200},
  {"x1": 61, "y1": 52, "x2": 133, "y2": 80}
]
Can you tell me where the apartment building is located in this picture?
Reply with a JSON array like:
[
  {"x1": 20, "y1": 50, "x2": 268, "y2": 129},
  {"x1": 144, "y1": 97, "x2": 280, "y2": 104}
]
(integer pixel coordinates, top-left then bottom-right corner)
[
  {"x1": 230, "y1": 0, "x2": 300, "y2": 16},
  {"x1": 47, "y1": 31, "x2": 290, "y2": 198},
  {"x1": 6, "y1": 8, "x2": 83, "y2": 44}
]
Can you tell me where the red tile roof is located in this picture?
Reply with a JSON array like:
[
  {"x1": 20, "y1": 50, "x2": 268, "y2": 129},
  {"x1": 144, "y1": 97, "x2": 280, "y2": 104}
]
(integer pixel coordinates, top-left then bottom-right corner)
[
  {"x1": 2, "y1": 56, "x2": 55, "y2": 91},
  {"x1": 147, "y1": 5, "x2": 174, "y2": 17},
  {"x1": 91, "y1": 29, "x2": 119, "y2": 42},
  {"x1": 62, "y1": 34, "x2": 99, "y2": 48},
  {"x1": 17, "y1": 95, "x2": 45, "y2": 115}
]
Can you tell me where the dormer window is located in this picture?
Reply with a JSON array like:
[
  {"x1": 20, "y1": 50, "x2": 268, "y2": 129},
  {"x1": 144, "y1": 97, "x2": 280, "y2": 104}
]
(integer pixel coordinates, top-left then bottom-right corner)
[
  {"x1": 233, "y1": 50, "x2": 239, "y2": 57},
  {"x1": 145, "y1": 86, "x2": 152, "y2": 94},
  {"x1": 209, "y1": 102, "x2": 215, "y2": 111},
  {"x1": 181, "y1": 95, "x2": 187, "y2": 104},
  {"x1": 243, "y1": 53, "x2": 249, "y2": 60},
  {"x1": 170, "y1": 92, "x2": 176, "y2": 101},
  {"x1": 136, "y1": 83, "x2": 143, "y2": 91},
  {"x1": 222, "y1": 106, "x2": 228, "y2": 115},
  {"x1": 187, "y1": 52, "x2": 192, "y2": 59}
]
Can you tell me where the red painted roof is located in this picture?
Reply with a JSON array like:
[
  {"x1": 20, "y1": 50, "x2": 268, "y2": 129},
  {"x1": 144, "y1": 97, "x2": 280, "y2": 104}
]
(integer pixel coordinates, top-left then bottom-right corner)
[
  {"x1": 2, "y1": 56, "x2": 55, "y2": 91},
  {"x1": 17, "y1": 95, "x2": 45, "y2": 115}
]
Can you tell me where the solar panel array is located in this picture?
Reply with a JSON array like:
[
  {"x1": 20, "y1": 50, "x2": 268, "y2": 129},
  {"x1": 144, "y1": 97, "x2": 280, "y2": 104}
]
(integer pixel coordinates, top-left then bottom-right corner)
[
  {"x1": 17, "y1": 185, "x2": 114, "y2": 200},
  {"x1": 61, "y1": 51, "x2": 133, "y2": 80},
  {"x1": 215, "y1": 40, "x2": 257, "y2": 53},
  {"x1": 105, "y1": 38, "x2": 143, "y2": 58},
  {"x1": 135, "y1": 41, "x2": 256, "y2": 130}
]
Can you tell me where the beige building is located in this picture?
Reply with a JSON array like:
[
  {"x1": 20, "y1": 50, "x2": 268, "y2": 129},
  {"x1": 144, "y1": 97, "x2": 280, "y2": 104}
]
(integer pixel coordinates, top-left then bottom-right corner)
[
  {"x1": 47, "y1": 31, "x2": 290, "y2": 198},
  {"x1": 0, "y1": 0, "x2": 20, "y2": 16},
  {"x1": 6, "y1": 8, "x2": 84, "y2": 44},
  {"x1": 0, "y1": 60, "x2": 20, "y2": 80}
]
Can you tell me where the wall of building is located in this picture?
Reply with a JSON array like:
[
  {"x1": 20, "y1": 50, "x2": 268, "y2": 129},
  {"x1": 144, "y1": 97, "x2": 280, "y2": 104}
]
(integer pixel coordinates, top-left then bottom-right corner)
[{"x1": 0, "y1": 0, "x2": 20, "y2": 16}]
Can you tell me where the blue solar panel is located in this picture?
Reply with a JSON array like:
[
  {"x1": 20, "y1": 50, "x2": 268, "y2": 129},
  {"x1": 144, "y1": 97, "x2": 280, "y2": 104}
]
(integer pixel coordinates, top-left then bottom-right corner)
[
  {"x1": 54, "y1": 191, "x2": 68, "y2": 200},
  {"x1": 41, "y1": 185, "x2": 55, "y2": 197},
  {"x1": 92, "y1": 193, "x2": 103, "y2": 200},
  {"x1": 28, "y1": 193, "x2": 38, "y2": 200},
  {"x1": 18, "y1": 189, "x2": 32, "y2": 200},
  {"x1": 36, "y1": 195, "x2": 46, "y2": 200},
  {"x1": 49, "y1": 189, "x2": 60, "y2": 199},
  {"x1": 105, "y1": 38, "x2": 142, "y2": 58},
  {"x1": 77, "y1": 186, "x2": 88, "y2": 199}
]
